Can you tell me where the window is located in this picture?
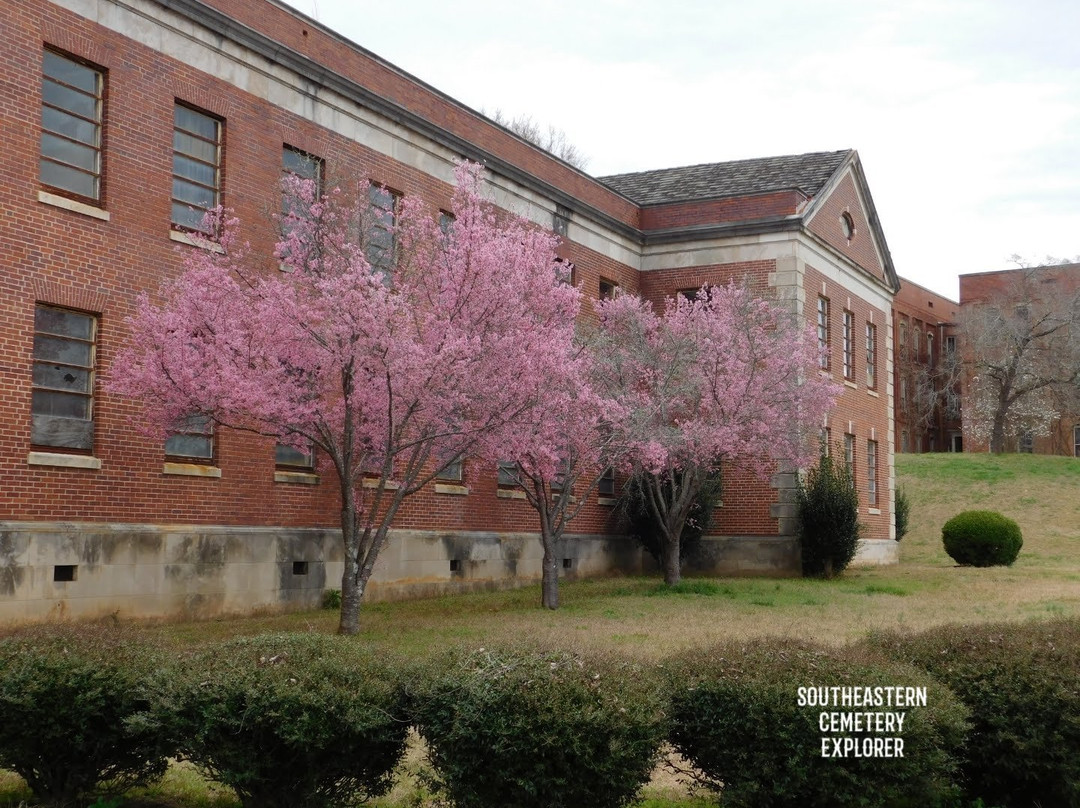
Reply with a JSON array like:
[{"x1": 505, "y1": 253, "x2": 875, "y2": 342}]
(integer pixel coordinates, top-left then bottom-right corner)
[
  {"x1": 275, "y1": 441, "x2": 314, "y2": 470},
  {"x1": 597, "y1": 467, "x2": 615, "y2": 497},
  {"x1": 867, "y1": 440, "x2": 878, "y2": 506},
  {"x1": 599, "y1": 278, "x2": 619, "y2": 301},
  {"x1": 31, "y1": 305, "x2": 97, "y2": 451},
  {"x1": 945, "y1": 335, "x2": 957, "y2": 356},
  {"x1": 280, "y1": 146, "x2": 322, "y2": 267},
  {"x1": 172, "y1": 103, "x2": 222, "y2": 232},
  {"x1": 367, "y1": 184, "x2": 399, "y2": 276},
  {"x1": 40, "y1": 50, "x2": 104, "y2": 202},
  {"x1": 436, "y1": 455, "x2": 464, "y2": 482},
  {"x1": 865, "y1": 323, "x2": 877, "y2": 389},
  {"x1": 553, "y1": 204, "x2": 570, "y2": 237},
  {"x1": 282, "y1": 145, "x2": 321, "y2": 189},
  {"x1": 899, "y1": 321, "x2": 907, "y2": 359},
  {"x1": 1074, "y1": 425, "x2": 1080, "y2": 458},
  {"x1": 165, "y1": 414, "x2": 214, "y2": 461},
  {"x1": 497, "y1": 459, "x2": 518, "y2": 486},
  {"x1": 842, "y1": 310, "x2": 854, "y2": 381},
  {"x1": 844, "y1": 433, "x2": 855, "y2": 489},
  {"x1": 926, "y1": 332, "x2": 934, "y2": 367},
  {"x1": 817, "y1": 296, "x2": 830, "y2": 371},
  {"x1": 820, "y1": 426, "x2": 831, "y2": 456}
]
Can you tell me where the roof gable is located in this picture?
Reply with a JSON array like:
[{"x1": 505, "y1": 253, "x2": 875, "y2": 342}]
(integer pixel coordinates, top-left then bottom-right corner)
[{"x1": 598, "y1": 150, "x2": 851, "y2": 206}]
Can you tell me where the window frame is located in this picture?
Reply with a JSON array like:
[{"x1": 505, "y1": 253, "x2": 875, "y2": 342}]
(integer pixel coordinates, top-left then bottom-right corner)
[
  {"x1": 436, "y1": 455, "x2": 465, "y2": 482},
  {"x1": 867, "y1": 439, "x2": 878, "y2": 506},
  {"x1": 275, "y1": 440, "x2": 315, "y2": 471},
  {"x1": 171, "y1": 101, "x2": 222, "y2": 234},
  {"x1": 842, "y1": 309, "x2": 855, "y2": 381},
  {"x1": 844, "y1": 433, "x2": 856, "y2": 491},
  {"x1": 31, "y1": 304, "x2": 98, "y2": 452},
  {"x1": 817, "y1": 296, "x2": 830, "y2": 371},
  {"x1": 597, "y1": 466, "x2": 616, "y2": 497},
  {"x1": 40, "y1": 48, "x2": 105, "y2": 205},
  {"x1": 165, "y1": 414, "x2": 215, "y2": 463},
  {"x1": 366, "y1": 183, "x2": 400, "y2": 277},
  {"x1": 865, "y1": 322, "x2": 877, "y2": 389},
  {"x1": 598, "y1": 277, "x2": 619, "y2": 301},
  {"x1": 496, "y1": 459, "x2": 519, "y2": 487}
]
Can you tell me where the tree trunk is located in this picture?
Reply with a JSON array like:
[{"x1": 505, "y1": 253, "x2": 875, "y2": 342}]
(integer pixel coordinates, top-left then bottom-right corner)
[
  {"x1": 541, "y1": 543, "x2": 560, "y2": 610},
  {"x1": 337, "y1": 482, "x2": 362, "y2": 636},
  {"x1": 661, "y1": 530, "x2": 682, "y2": 586},
  {"x1": 990, "y1": 412, "x2": 1008, "y2": 454}
]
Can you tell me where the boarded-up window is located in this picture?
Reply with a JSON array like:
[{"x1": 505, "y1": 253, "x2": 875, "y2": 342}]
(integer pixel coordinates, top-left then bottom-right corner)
[{"x1": 31, "y1": 305, "x2": 96, "y2": 451}]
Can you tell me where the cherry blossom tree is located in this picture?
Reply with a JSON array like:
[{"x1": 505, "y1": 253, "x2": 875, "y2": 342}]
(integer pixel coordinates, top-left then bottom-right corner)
[
  {"x1": 591, "y1": 285, "x2": 838, "y2": 586},
  {"x1": 498, "y1": 341, "x2": 623, "y2": 609},
  {"x1": 108, "y1": 163, "x2": 581, "y2": 634}
]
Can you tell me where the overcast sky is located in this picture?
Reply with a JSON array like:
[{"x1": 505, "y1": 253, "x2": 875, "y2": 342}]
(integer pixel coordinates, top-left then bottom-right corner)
[{"x1": 281, "y1": 0, "x2": 1079, "y2": 300}]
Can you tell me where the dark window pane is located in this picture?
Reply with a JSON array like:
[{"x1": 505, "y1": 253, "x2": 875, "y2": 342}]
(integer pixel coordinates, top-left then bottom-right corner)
[
  {"x1": 172, "y1": 130, "x2": 218, "y2": 164},
  {"x1": 172, "y1": 178, "x2": 216, "y2": 209},
  {"x1": 32, "y1": 334, "x2": 92, "y2": 366},
  {"x1": 174, "y1": 105, "x2": 218, "y2": 140},
  {"x1": 42, "y1": 106, "x2": 97, "y2": 145},
  {"x1": 171, "y1": 202, "x2": 210, "y2": 231},
  {"x1": 33, "y1": 363, "x2": 91, "y2": 393},
  {"x1": 42, "y1": 78, "x2": 97, "y2": 119},
  {"x1": 35, "y1": 306, "x2": 94, "y2": 339},
  {"x1": 172, "y1": 153, "x2": 217, "y2": 187},
  {"x1": 43, "y1": 51, "x2": 98, "y2": 94},
  {"x1": 41, "y1": 132, "x2": 97, "y2": 171},
  {"x1": 32, "y1": 390, "x2": 90, "y2": 419},
  {"x1": 275, "y1": 443, "x2": 314, "y2": 467},
  {"x1": 165, "y1": 433, "x2": 213, "y2": 458},
  {"x1": 40, "y1": 160, "x2": 97, "y2": 197},
  {"x1": 497, "y1": 460, "x2": 517, "y2": 486}
]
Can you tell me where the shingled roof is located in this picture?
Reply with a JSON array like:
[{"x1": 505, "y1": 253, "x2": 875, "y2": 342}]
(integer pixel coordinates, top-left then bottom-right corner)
[{"x1": 598, "y1": 149, "x2": 852, "y2": 206}]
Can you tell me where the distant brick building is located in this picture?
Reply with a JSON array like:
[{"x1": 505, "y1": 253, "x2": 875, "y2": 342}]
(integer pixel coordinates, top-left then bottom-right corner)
[
  {"x1": 1, "y1": 0, "x2": 900, "y2": 622},
  {"x1": 892, "y1": 278, "x2": 962, "y2": 453},
  {"x1": 958, "y1": 264, "x2": 1080, "y2": 456}
]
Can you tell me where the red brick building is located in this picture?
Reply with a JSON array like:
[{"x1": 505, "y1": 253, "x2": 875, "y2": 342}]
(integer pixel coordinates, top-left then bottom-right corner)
[
  {"x1": 958, "y1": 264, "x2": 1080, "y2": 456},
  {"x1": 1, "y1": 0, "x2": 900, "y2": 621},
  {"x1": 892, "y1": 278, "x2": 962, "y2": 453}
]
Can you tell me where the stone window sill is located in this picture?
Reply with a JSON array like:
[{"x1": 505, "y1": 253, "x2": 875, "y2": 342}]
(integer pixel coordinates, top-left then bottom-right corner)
[
  {"x1": 866, "y1": 389, "x2": 880, "y2": 398},
  {"x1": 39, "y1": 190, "x2": 110, "y2": 221},
  {"x1": 362, "y1": 477, "x2": 400, "y2": 490},
  {"x1": 170, "y1": 229, "x2": 225, "y2": 253},
  {"x1": 435, "y1": 483, "x2": 469, "y2": 495},
  {"x1": 844, "y1": 380, "x2": 858, "y2": 390},
  {"x1": 163, "y1": 462, "x2": 221, "y2": 478},
  {"x1": 274, "y1": 471, "x2": 319, "y2": 485},
  {"x1": 28, "y1": 451, "x2": 101, "y2": 470},
  {"x1": 868, "y1": 507, "x2": 882, "y2": 515},
  {"x1": 597, "y1": 496, "x2": 617, "y2": 506},
  {"x1": 497, "y1": 488, "x2": 526, "y2": 500}
]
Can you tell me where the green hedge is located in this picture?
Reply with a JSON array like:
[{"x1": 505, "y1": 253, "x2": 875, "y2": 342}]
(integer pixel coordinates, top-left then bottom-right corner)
[
  {"x1": 798, "y1": 451, "x2": 864, "y2": 577},
  {"x1": 0, "y1": 624, "x2": 172, "y2": 808},
  {"x1": 870, "y1": 619, "x2": 1080, "y2": 808},
  {"x1": 664, "y1": 639, "x2": 969, "y2": 808},
  {"x1": 941, "y1": 510, "x2": 1022, "y2": 566},
  {"x1": 411, "y1": 646, "x2": 667, "y2": 808},
  {"x1": 157, "y1": 632, "x2": 409, "y2": 808}
]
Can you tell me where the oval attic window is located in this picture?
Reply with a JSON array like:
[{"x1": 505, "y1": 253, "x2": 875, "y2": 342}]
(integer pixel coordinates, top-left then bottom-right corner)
[{"x1": 841, "y1": 212, "x2": 855, "y2": 240}]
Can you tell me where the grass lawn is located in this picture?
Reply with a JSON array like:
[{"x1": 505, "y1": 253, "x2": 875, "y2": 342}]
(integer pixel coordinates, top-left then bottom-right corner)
[{"x1": 2, "y1": 452, "x2": 1078, "y2": 806}]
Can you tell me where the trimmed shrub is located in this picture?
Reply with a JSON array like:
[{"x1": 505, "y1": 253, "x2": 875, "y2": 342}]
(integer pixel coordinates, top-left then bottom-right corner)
[
  {"x1": 798, "y1": 451, "x2": 864, "y2": 577},
  {"x1": 159, "y1": 632, "x2": 409, "y2": 808},
  {"x1": 895, "y1": 487, "x2": 911, "y2": 541},
  {"x1": 941, "y1": 510, "x2": 1022, "y2": 566},
  {"x1": 411, "y1": 646, "x2": 667, "y2": 808},
  {"x1": 0, "y1": 624, "x2": 172, "y2": 808},
  {"x1": 664, "y1": 639, "x2": 969, "y2": 808},
  {"x1": 870, "y1": 619, "x2": 1080, "y2": 808}
]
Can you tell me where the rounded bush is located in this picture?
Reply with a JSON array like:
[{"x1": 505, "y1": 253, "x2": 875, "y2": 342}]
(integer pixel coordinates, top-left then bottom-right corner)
[
  {"x1": 870, "y1": 619, "x2": 1080, "y2": 808},
  {"x1": 0, "y1": 624, "x2": 172, "y2": 808},
  {"x1": 663, "y1": 639, "x2": 968, "y2": 808},
  {"x1": 159, "y1": 632, "x2": 409, "y2": 808},
  {"x1": 942, "y1": 510, "x2": 1022, "y2": 566},
  {"x1": 411, "y1": 646, "x2": 667, "y2": 808}
]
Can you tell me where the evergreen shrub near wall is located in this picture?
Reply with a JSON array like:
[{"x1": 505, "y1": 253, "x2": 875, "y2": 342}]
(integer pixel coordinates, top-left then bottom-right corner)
[
  {"x1": 869, "y1": 619, "x2": 1080, "y2": 808},
  {"x1": 941, "y1": 510, "x2": 1022, "y2": 566},
  {"x1": 410, "y1": 646, "x2": 667, "y2": 808},
  {"x1": 663, "y1": 639, "x2": 968, "y2": 808},
  {"x1": 0, "y1": 624, "x2": 172, "y2": 808},
  {"x1": 798, "y1": 451, "x2": 863, "y2": 577},
  {"x1": 156, "y1": 632, "x2": 409, "y2": 808}
]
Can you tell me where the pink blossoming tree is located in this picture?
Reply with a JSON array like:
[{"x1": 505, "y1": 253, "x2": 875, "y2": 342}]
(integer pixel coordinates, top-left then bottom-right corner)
[
  {"x1": 108, "y1": 163, "x2": 581, "y2": 634},
  {"x1": 592, "y1": 285, "x2": 838, "y2": 586},
  {"x1": 498, "y1": 340, "x2": 624, "y2": 609}
]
